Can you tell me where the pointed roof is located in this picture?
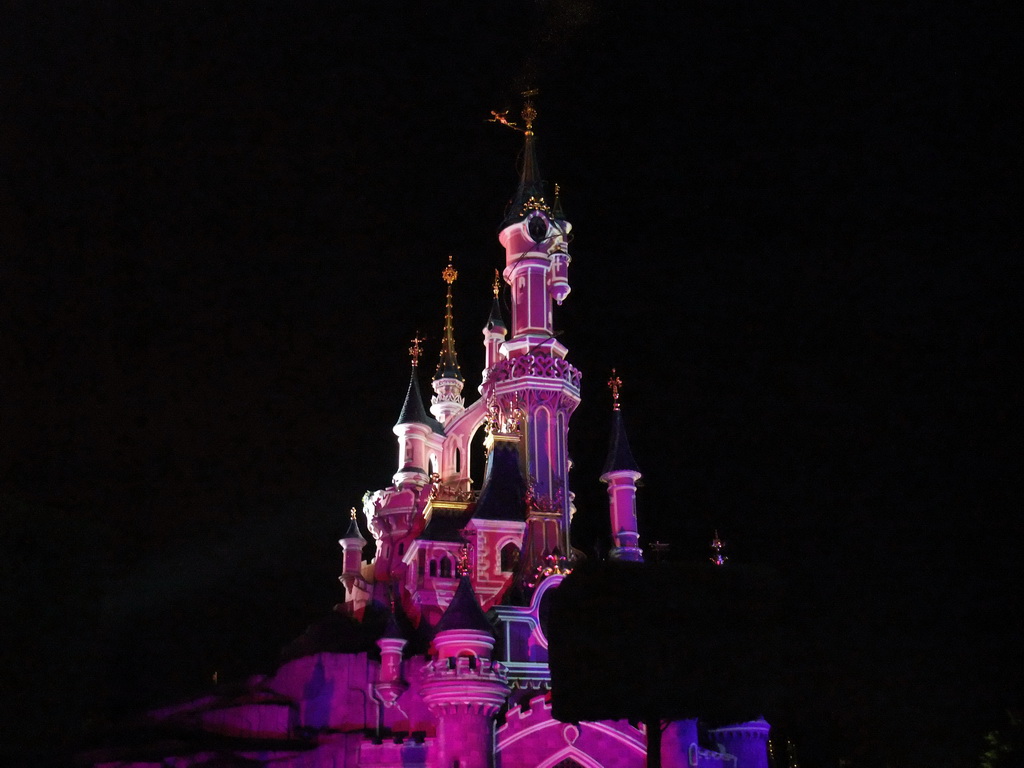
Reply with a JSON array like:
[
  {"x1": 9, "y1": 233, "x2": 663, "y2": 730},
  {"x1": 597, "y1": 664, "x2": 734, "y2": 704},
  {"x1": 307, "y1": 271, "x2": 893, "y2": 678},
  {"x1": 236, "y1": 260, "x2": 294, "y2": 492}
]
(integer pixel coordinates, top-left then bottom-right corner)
[
  {"x1": 342, "y1": 509, "x2": 365, "y2": 542},
  {"x1": 380, "y1": 609, "x2": 405, "y2": 641},
  {"x1": 433, "y1": 256, "x2": 464, "y2": 382},
  {"x1": 395, "y1": 336, "x2": 444, "y2": 433},
  {"x1": 501, "y1": 97, "x2": 551, "y2": 228},
  {"x1": 602, "y1": 370, "x2": 640, "y2": 475},
  {"x1": 433, "y1": 575, "x2": 494, "y2": 635},
  {"x1": 473, "y1": 438, "x2": 528, "y2": 521},
  {"x1": 602, "y1": 409, "x2": 640, "y2": 475},
  {"x1": 395, "y1": 366, "x2": 432, "y2": 427},
  {"x1": 486, "y1": 270, "x2": 507, "y2": 334}
]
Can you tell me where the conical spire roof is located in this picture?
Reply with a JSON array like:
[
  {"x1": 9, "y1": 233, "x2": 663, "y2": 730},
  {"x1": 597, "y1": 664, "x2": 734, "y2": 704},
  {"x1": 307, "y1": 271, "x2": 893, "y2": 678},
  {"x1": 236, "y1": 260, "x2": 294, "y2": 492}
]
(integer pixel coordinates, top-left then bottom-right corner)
[
  {"x1": 433, "y1": 256, "x2": 464, "y2": 382},
  {"x1": 395, "y1": 366, "x2": 431, "y2": 427},
  {"x1": 342, "y1": 509, "x2": 365, "y2": 542},
  {"x1": 501, "y1": 96, "x2": 551, "y2": 228},
  {"x1": 602, "y1": 370, "x2": 640, "y2": 475},
  {"x1": 473, "y1": 438, "x2": 528, "y2": 521},
  {"x1": 603, "y1": 409, "x2": 640, "y2": 475},
  {"x1": 486, "y1": 270, "x2": 507, "y2": 334},
  {"x1": 434, "y1": 575, "x2": 493, "y2": 635},
  {"x1": 395, "y1": 335, "x2": 443, "y2": 432}
]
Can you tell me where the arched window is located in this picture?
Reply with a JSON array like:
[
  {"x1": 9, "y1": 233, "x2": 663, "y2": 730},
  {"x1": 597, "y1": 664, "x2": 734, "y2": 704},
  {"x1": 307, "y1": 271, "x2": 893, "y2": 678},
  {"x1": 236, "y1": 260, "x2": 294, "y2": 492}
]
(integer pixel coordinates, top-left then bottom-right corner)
[
  {"x1": 430, "y1": 560, "x2": 437, "y2": 577},
  {"x1": 500, "y1": 543, "x2": 520, "y2": 572},
  {"x1": 439, "y1": 556, "x2": 452, "y2": 578},
  {"x1": 454, "y1": 447, "x2": 461, "y2": 474}
]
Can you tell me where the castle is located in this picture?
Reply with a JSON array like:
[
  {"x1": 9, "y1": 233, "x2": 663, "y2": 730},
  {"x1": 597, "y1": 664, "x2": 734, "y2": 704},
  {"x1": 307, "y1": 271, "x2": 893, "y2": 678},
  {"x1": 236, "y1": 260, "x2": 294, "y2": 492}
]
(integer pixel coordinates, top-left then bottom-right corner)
[{"x1": 90, "y1": 102, "x2": 771, "y2": 768}]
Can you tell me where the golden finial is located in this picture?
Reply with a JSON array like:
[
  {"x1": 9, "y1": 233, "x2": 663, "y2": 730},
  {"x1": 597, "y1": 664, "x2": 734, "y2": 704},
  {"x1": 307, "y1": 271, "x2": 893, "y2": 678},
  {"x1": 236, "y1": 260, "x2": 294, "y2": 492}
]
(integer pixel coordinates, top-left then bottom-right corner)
[
  {"x1": 608, "y1": 368, "x2": 622, "y2": 410},
  {"x1": 492, "y1": 269, "x2": 501, "y2": 298},
  {"x1": 456, "y1": 543, "x2": 472, "y2": 577},
  {"x1": 442, "y1": 254, "x2": 458, "y2": 285},
  {"x1": 409, "y1": 333, "x2": 425, "y2": 366},
  {"x1": 350, "y1": 507, "x2": 357, "y2": 520},
  {"x1": 521, "y1": 88, "x2": 539, "y2": 135}
]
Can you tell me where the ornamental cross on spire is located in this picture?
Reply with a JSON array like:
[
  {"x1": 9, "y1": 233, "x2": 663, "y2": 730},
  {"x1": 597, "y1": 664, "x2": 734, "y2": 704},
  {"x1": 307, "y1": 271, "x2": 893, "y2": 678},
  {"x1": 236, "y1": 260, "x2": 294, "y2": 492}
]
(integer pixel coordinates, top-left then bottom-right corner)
[
  {"x1": 608, "y1": 369, "x2": 623, "y2": 411},
  {"x1": 409, "y1": 333, "x2": 425, "y2": 366}
]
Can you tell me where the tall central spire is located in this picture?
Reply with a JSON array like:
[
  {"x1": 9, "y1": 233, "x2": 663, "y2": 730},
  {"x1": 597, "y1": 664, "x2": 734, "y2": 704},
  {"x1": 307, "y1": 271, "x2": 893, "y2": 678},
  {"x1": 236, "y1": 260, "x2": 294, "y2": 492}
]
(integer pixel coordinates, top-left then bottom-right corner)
[
  {"x1": 433, "y1": 255, "x2": 463, "y2": 383},
  {"x1": 430, "y1": 256, "x2": 466, "y2": 426},
  {"x1": 503, "y1": 91, "x2": 550, "y2": 227}
]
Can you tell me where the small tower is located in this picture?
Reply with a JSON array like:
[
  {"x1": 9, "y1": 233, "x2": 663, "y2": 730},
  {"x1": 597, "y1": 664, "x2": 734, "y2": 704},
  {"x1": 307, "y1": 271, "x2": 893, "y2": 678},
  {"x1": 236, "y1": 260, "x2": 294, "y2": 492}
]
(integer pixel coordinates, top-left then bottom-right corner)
[
  {"x1": 420, "y1": 575, "x2": 509, "y2": 768},
  {"x1": 600, "y1": 370, "x2": 643, "y2": 562},
  {"x1": 337, "y1": 512, "x2": 366, "y2": 589},
  {"x1": 431, "y1": 256, "x2": 466, "y2": 425},
  {"x1": 394, "y1": 334, "x2": 438, "y2": 489},
  {"x1": 374, "y1": 609, "x2": 409, "y2": 708},
  {"x1": 339, "y1": 508, "x2": 368, "y2": 606},
  {"x1": 481, "y1": 270, "x2": 507, "y2": 390}
]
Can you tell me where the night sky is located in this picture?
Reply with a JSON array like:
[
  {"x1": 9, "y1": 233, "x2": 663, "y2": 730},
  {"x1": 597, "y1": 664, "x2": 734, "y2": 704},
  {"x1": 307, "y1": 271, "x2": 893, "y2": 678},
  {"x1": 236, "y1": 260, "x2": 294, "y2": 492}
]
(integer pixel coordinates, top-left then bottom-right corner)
[{"x1": 2, "y1": 2, "x2": 1020, "y2": 767}]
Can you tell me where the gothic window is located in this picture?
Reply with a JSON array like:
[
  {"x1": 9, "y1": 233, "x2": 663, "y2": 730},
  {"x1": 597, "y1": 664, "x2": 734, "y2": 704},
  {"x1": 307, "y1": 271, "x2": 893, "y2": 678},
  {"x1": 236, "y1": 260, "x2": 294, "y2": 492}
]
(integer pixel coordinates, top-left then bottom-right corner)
[
  {"x1": 454, "y1": 447, "x2": 461, "y2": 473},
  {"x1": 439, "y1": 556, "x2": 452, "y2": 578},
  {"x1": 500, "y1": 542, "x2": 520, "y2": 572}
]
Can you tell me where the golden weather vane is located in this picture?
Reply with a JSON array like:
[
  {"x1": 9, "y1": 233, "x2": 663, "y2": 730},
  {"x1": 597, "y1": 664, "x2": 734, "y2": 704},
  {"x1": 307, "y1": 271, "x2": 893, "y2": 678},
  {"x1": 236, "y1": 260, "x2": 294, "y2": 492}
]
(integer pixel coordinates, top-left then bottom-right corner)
[
  {"x1": 409, "y1": 333, "x2": 425, "y2": 366},
  {"x1": 488, "y1": 89, "x2": 540, "y2": 134},
  {"x1": 608, "y1": 368, "x2": 623, "y2": 410}
]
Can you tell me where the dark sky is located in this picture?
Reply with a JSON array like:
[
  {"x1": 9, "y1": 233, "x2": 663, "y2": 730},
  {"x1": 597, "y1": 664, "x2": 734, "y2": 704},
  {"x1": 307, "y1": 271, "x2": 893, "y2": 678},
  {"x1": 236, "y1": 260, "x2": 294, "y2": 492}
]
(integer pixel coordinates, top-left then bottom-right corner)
[{"x1": 1, "y1": 2, "x2": 1020, "y2": 766}]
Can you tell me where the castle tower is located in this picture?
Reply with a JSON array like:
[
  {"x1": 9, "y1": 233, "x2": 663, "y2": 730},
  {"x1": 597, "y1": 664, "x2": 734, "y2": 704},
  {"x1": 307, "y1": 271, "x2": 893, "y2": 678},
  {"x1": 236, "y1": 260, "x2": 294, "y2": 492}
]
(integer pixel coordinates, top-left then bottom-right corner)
[
  {"x1": 490, "y1": 96, "x2": 580, "y2": 561},
  {"x1": 420, "y1": 575, "x2": 510, "y2": 768},
  {"x1": 431, "y1": 255, "x2": 466, "y2": 426},
  {"x1": 374, "y1": 610, "x2": 409, "y2": 707},
  {"x1": 393, "y1": 335, "x2": 440, "y2": 489},
  {"x1": 600, "y1": 370, "x2": 643, "y2": 562},
  {"x1": 481, "y1": 270, "x2": 507, "y2": 390},
  {"x1": 338, "y1": 508, "x2": 369, "y2": 607}
]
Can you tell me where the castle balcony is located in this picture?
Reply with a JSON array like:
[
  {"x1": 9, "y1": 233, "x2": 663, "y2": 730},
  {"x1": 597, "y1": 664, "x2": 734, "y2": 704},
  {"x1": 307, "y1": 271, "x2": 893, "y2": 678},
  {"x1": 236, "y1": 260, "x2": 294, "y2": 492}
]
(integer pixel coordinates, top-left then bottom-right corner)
[{"x1": 491, "y1": 354, "x2": 582, "y2": 395}]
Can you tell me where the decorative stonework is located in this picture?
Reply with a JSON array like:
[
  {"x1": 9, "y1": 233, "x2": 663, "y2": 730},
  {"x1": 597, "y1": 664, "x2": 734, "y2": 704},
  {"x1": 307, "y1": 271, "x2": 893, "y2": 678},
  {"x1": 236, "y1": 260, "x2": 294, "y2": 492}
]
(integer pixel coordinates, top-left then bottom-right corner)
[{"x1": 492, "y1": 354, "x2": 582, "y2": 391}]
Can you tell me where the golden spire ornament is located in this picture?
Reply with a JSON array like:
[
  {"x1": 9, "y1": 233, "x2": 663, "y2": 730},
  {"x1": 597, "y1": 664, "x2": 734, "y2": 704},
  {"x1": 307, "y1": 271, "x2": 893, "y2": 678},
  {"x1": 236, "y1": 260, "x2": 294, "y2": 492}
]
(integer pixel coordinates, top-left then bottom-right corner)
[
  {"x1": 409, "y1": 333, "x2": 424, "y2": 366},
  {"x1": 608, "y1": 368, "x2": 623, "y2": 410},
  {"x1": 493, "y1": 269, "x2": 501, "y2": 298},
  {"x1": 442, "y1": 254, "x2": 458, "y2": 285}
]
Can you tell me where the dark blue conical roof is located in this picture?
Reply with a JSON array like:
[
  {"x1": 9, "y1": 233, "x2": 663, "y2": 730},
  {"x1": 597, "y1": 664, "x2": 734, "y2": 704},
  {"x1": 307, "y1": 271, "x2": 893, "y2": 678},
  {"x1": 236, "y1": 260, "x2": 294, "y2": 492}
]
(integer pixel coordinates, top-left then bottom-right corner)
[
  {"x1": 602, "y1": 409, "x2": 640, "y2": 475},
  {"x1": 396, "y1": 367, "x2": 430, "y2": 427},
  {"x1": 395, "y1": 367, "x2": 444, "y2": 433},
  {"x1": 434, "y1": 575, "x2": 493, "y2": 635},
  {"x1": 473, "y1": 438, "x2": 528, "y2": 521}
]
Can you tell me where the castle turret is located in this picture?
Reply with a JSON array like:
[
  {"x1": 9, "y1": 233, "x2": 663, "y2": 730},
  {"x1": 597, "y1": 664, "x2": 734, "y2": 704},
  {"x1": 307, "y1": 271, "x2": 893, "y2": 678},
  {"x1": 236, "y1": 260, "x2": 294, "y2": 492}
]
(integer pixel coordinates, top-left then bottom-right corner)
[
  {"x1": 374, "y1": 610, "x2": 409, "y2": 707},
  {"x1": 481, "y1": 270, "x2": 507, "y2": 390},
  {"x1": 338, "y1": 508, "x2": 369, "y2": 606},
  {"x1": 431, "y1": 256, "x2": 466, "y2": 425},
  {"x1": 600, "y1": 370, "x2": 643, "y2": 562},
  {"x1": 394, "y1": 335, "x2": 440, "y2": 489},
  {"x1": 421, "y1": 575, "x2": 509, "y2": 768},
  {"x1": 489, "y1": 95, "x2": 580, "y2": 559}
]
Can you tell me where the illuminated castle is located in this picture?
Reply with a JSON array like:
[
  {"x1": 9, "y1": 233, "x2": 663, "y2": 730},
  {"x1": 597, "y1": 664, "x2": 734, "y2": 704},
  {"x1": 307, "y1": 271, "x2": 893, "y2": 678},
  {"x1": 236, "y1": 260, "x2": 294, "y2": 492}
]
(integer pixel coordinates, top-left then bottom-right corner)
[{"x1": 90, "y1": 101, "x2": 770, "y2": 768}]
